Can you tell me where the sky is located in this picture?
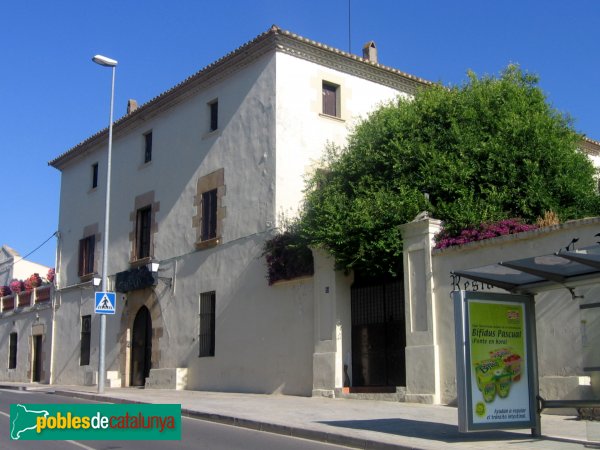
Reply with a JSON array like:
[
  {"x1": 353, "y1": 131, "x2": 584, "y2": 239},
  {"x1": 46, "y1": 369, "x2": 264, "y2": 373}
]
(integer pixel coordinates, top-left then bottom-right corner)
[{"x1": 1, "y1": 0, "x2": 599, "y2": 269}]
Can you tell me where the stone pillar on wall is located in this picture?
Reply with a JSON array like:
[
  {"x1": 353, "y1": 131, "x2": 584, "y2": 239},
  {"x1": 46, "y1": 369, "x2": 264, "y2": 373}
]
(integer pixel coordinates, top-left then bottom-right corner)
[
  {"x1": 311, "y1": 248, "x2": 353, "y2": 397},
  {"x1": 399, "y1": 214, "x2": 442, "y2": 404}
]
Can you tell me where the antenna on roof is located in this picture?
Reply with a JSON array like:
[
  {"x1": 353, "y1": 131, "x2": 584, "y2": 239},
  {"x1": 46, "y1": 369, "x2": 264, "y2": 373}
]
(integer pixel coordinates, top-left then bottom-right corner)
[{"x1": 348, "y1": 0, "x2": 352, "y2": 53}]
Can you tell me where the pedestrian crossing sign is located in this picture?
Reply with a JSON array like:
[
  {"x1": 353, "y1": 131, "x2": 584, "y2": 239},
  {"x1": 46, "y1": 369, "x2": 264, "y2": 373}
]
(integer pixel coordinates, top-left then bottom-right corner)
[{"x1": 95, "y1": 292, "x2": 116, "y2": 314}]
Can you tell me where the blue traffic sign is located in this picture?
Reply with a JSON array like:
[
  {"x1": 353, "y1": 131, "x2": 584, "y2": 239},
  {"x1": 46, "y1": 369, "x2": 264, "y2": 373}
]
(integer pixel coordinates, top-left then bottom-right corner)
[{"x1": 95, "y1": 292, "x2": 116, "y2": 314}]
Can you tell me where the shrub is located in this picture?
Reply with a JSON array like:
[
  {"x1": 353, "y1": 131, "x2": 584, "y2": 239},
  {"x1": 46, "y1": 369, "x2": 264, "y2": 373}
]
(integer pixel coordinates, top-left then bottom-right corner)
[
  {"x1": 263, "y1": 218, "x2": 314, "y2": 285},
  {"x1": 536, "y1": 210, "x2": 560, "y2": 227},
  {"x1": 0, "y1": 286, "x2": 11, "y2": 297}
]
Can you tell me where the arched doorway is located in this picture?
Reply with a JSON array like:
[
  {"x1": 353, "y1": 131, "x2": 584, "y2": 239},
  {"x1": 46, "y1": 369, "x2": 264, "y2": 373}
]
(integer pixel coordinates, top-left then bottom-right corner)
[{"x1": 130, "y1": 306, "x2": 152, "y2": 386}]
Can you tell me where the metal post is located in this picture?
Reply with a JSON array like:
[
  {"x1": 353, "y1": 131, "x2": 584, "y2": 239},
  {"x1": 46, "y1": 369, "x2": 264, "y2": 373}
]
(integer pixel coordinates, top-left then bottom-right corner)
[
  {"x1": 98, "y1": 63, "x2": 116, "y2": 394},
  {"x1": 529, "y1": 298, "x2": 541, "y2": 437}
]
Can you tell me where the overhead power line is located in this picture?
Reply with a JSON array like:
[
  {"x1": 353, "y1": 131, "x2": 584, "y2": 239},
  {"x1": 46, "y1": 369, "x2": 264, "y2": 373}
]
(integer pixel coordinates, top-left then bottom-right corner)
[{"x1": 6, "y1": 231, "x2": 58, "y2": 268}]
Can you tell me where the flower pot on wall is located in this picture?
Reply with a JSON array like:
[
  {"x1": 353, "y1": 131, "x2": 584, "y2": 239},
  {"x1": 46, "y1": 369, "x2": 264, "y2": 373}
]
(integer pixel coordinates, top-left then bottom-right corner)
[
  {"x1": 2, "y1": 295, "x2": 14, "y2": 311},
  {"x1": 18, "y1": 291, "x2": 31, "y2": 308},
  {"x1": 35, "y1": 286, "x2": 51, "y2": 304}
]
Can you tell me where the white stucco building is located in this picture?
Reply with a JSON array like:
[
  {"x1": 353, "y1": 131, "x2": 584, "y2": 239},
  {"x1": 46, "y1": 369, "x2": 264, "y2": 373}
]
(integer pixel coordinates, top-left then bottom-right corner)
[
  {"x1": 45, "y1": 26, "x2": 430, "y2": 393},
  {"x1": 0, "y1": 246, "x2": 53, "y2": 383}
]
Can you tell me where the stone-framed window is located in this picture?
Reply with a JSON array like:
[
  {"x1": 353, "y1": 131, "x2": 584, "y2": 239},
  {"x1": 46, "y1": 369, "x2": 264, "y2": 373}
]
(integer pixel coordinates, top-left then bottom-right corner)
[{"x1": 193, "y1": 169, "x2": 225, "y2": 249}]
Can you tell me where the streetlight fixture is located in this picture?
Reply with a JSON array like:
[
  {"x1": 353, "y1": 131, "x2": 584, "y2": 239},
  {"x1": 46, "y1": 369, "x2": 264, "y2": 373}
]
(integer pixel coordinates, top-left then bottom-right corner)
[{"x1": 92, "y1": 53, "x2": 117, "y2": 394}]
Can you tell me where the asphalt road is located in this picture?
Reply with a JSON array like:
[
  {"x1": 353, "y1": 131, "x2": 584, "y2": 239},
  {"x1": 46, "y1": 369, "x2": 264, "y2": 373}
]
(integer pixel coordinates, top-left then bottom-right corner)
[{"x1": 0, "y1": 389, "x2": 351, "y2": 450}]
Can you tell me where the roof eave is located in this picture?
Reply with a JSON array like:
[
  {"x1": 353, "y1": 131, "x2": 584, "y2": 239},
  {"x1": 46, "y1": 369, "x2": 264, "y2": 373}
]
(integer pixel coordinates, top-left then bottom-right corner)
[{"x1": 49, "y1": 25, "x2": 433, "y2": 170}]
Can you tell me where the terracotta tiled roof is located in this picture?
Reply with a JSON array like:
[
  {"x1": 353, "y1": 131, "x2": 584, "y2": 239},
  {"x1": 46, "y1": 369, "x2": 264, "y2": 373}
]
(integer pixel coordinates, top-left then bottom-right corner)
[{"x1": 583, "y1": 136, "x2": 600, "y2": 147}]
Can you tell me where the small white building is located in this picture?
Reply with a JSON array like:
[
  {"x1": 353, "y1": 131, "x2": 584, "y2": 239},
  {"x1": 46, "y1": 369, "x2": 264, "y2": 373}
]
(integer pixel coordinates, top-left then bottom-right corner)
[
  {"x1": 0, "y1": 246, "x2": 53, "y2": 383},
  {"x1": 0, "y1": 245, "x2": 51, "y2": 287}
]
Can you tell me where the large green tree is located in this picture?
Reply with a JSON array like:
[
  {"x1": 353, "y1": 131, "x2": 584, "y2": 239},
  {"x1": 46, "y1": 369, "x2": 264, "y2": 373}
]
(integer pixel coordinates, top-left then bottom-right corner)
[{"x1": 300, "y1": 66, "x2": 600, "y2": 277}]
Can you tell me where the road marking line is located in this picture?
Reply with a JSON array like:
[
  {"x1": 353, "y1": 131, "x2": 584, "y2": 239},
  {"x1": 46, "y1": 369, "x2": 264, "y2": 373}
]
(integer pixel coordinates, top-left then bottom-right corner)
[
  {"x1": 0, "y1": 411, "x2": 9, "y2": 418},
  {"x1": 66, "y1": 440, "x2": 96, "y2": 450}
]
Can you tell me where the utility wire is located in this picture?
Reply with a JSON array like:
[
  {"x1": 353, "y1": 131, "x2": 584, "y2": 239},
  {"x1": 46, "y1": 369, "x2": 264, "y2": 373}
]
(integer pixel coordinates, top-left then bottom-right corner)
[
  {"x1": 7, "y1": 231, "x2": 58, "y2": 268},
  {"x1": 348, "y1": 0, "x2": 352, "y2": 53}
]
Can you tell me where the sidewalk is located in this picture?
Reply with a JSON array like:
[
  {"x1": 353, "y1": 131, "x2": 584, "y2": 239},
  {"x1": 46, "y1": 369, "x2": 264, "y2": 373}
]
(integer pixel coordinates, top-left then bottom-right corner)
[{"x1": 2, "y1": 382, "x2": 599, "y2": 449}]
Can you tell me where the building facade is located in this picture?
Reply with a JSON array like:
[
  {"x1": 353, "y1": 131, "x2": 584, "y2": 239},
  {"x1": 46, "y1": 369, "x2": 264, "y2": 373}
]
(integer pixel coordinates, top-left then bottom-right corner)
[{"x1": 47, "y1": 27, "x2": 427, "y2": 393}]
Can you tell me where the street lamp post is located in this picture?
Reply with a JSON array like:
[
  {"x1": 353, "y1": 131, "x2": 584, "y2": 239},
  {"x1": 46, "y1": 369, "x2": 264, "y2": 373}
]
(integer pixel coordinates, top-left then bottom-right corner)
[{"x1": 92, "y1": 54, "x2": 118, "y2": 394}]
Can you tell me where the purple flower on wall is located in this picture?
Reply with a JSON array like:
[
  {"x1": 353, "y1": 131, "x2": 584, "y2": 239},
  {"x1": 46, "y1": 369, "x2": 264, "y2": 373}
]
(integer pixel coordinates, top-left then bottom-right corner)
[
  {"x1": 47, "y1": 268, "x2": 55, "y2": 283},
  {"x1": 434, "y1": 218, "x2": 538, "y2": 250},
  {"x1": 9, "y1": 279, "x2": 24, "y2": 294}
]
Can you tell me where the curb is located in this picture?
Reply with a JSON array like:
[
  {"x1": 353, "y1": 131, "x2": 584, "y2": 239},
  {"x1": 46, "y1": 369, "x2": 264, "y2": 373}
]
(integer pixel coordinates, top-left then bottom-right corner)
[
  {"x1": 0, "y1": 384, "x2": 28, "y2": 391},
  {"x1": 49, "y1": 389, "x2": 415, "y2": 450}
]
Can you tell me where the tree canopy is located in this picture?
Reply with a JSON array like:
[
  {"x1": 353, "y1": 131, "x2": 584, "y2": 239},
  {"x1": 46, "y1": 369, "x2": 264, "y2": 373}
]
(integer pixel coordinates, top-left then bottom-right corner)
[{"x1": 299, "y1": 66, "x2": 600, "y2": 277}]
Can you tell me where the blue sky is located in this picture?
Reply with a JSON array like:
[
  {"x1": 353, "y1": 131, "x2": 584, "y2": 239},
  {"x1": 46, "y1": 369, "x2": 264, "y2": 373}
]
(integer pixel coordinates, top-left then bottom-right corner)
[{"x1": 1, "y1": 0, "x2": 599, "y2": 268}]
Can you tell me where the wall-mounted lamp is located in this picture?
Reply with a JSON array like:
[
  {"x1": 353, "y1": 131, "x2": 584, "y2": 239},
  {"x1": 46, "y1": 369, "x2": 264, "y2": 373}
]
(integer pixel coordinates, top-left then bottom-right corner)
[
  {"x1": 93, "y1": 277, "x2": 102, "y2": 287},
  {"x1": 148, "y1": 262, "x2": 160, "y2": 273}
]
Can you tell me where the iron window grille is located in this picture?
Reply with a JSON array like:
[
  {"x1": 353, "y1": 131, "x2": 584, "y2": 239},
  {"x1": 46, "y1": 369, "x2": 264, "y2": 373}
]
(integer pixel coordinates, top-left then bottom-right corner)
[
  {"x1": 209, "y1": 100, "x2": 218, "y2": 132},
  {"x1": 80, "y1": 315, "x2": 91, "y2": 366},
  {"x1": 136, "y1": 206, "x2": 152, "y2": 259},
  {"x1": 199, "y1": 291, "x2": 215, "y2": 357},
  {"x1": 8, "y1": 332, "x2": 17, "y2": 369},
  {"x1": 92, "y1": 163, "x2": 99, "y2": 189},
  {"x1": 201, "y1": 189, "x2": 218, "y2": 241}
]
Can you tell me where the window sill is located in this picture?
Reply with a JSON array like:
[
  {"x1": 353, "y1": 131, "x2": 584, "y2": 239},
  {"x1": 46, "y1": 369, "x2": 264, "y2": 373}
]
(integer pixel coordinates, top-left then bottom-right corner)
[
  {"x1": 319, "y1": 113, "x2": 345, "y2": 123},
  {"x1": 202, "y1": 129, "x2": 222, "y2": 140},
  {"x1": 195, "y1": 237, "x2": 220, "y2": 250},
  {"x1": 129, "y1": 257, "x2": 152, "y2": 268},
  {"x1": 79, "y1": 273, "x2": 97, "y2": 283}
]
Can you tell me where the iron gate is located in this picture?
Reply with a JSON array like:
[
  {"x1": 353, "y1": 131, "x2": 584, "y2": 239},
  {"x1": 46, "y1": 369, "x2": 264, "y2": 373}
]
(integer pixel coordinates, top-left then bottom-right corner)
[{"x1": 351, "y1": 279, "x2": 406, "y2": 387}]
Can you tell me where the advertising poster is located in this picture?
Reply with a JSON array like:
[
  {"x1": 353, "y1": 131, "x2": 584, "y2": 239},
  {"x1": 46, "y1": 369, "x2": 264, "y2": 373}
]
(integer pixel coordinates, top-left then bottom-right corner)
[
  {"x1": 469, "y1": 300, "x2": 529, "y2": 425},
  {"x1": 454, "y1": 291, "x2": 537, "y2": 432}
]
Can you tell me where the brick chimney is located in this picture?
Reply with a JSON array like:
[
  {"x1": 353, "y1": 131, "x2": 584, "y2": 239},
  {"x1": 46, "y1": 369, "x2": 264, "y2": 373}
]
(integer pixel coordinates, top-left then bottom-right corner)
[{"x1": 362, "y1": 41, "x2": 377, "y2": 63}]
